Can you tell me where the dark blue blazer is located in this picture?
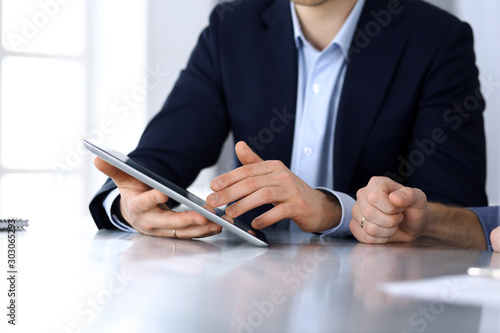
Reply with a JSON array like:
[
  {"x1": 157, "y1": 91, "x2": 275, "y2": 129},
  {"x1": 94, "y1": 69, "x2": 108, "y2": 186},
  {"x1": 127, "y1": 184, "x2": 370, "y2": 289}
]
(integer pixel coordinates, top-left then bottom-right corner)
[{"x1": 90, "y1": 0, "x2": 487, "y2": 230}]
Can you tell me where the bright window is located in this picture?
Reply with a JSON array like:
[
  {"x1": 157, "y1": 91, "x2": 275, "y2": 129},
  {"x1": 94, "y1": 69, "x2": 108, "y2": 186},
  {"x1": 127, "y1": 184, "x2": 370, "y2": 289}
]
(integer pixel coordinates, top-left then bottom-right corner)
[{"x1": 0, "y1": 0, "x2": 146, "y2": 223}]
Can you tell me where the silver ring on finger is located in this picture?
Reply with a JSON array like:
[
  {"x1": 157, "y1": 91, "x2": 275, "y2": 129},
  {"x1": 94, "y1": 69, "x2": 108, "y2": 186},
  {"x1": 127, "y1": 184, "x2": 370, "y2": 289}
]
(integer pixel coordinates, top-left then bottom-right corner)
[
  {"x1": 360, "y1": 217, "x2": 366, "y2": 229},
  {"x1": 172, "y1": 229, "x2": 177, "y2": 238}
]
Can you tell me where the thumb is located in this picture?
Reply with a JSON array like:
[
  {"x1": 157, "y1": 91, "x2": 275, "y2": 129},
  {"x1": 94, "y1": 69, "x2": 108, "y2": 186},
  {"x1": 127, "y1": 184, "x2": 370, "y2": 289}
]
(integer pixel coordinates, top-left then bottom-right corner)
[
  {"x1": 235, "y1": 141, "x2": 263, "y2": 165},
  {"x1": 389, "y1": 187, "x2": 427, "y2": 210},
  {"x1": 94, "y1": 157, "x2": 137, "y2": 187}
]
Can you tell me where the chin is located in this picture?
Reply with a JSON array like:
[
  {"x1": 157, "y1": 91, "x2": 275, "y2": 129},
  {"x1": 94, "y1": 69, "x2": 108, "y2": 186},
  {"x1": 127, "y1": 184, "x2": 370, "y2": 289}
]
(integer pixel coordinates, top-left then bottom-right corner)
[{"x1": 290, "y1": 0, "x2": 329, "y2": 6}]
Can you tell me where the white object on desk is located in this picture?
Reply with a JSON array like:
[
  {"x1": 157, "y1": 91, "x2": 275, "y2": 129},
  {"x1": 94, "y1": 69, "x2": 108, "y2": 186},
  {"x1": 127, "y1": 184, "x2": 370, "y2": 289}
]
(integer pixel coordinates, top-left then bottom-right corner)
[{"x1": 380, "y1": 274, "x2": 500, "y2": 308}]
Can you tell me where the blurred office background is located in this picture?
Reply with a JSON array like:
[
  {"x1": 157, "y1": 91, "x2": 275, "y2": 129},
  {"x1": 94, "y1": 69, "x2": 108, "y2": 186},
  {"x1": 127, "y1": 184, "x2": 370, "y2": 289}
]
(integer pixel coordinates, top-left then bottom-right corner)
[{"x1": 0, "y1": 0, "x2": 498, "y2": 227}]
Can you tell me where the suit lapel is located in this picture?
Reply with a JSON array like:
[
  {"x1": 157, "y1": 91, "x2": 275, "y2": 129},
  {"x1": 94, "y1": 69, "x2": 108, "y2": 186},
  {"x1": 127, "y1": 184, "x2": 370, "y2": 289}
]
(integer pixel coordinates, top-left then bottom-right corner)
[
  {"x1": 334, "y1": 0, "x2": 408, "y2": 192},
  {"x1": 258, "y1": 0, "x2": 298, "y2": 167}
]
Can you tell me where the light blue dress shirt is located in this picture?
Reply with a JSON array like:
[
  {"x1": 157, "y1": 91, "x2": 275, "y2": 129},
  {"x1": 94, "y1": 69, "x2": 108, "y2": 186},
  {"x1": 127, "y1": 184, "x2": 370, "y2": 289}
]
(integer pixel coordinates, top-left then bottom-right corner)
[{"x1": 289, "y1": 0, "x2": 365, "y2": 237}]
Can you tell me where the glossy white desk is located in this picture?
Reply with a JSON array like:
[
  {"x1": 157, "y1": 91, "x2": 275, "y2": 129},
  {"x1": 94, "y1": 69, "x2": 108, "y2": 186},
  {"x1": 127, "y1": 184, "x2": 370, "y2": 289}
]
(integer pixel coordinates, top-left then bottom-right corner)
[{"x1": 1, "y1": 220, "x2": 498, "y2": 333}]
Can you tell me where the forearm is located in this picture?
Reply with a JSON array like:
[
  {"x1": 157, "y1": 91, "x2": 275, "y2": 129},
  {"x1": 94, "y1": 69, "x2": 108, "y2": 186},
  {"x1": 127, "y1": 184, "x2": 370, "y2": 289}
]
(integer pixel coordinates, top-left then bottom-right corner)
[{"x1": 416, "y1": 203, "x2": 487, "y2": 250}]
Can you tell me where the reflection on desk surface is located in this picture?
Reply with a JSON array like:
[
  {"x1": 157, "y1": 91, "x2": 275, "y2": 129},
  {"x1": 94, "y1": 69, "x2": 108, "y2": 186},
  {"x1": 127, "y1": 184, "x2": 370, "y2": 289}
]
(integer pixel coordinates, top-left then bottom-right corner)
[{"x1": 0, "y1": 227, "x2": 496, "y2": 333}]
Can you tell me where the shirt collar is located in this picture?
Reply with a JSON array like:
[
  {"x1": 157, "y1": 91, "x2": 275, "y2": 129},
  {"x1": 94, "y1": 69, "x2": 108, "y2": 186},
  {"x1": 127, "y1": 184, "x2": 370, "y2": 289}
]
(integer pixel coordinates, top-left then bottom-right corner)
[{"x1": 290, "y1": 0, "x2": 366, "y2": 59}]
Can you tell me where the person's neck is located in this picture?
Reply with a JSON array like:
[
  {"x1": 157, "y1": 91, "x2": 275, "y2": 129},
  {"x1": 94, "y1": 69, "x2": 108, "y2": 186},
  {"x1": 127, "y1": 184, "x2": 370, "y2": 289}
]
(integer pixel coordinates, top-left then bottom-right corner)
[{"x1": 294, "y1": 0, "x2": 358, "y2": 51}]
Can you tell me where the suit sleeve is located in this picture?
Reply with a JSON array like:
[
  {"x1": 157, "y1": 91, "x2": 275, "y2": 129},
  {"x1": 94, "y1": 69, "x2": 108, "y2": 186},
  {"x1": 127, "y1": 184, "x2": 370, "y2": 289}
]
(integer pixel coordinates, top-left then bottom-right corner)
[
  {"x1": 89, "y1": 7, "x2": 230, "y2": 229},
  {"x1": 468, "y1": 206, "x2": 500, "y2": 252},
  {"x1": 404, "y1": 22, "x2": 487, "y2": 207}
]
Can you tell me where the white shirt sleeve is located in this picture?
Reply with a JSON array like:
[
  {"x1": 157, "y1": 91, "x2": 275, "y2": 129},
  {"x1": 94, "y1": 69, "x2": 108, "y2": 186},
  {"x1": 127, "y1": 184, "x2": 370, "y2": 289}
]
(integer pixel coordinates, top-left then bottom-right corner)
[
  {"x1": 103, "y1": 188, "x2": 137, "y2": 233},
  {"x1": 315, "y1": 187, "x2": 355, "y2": 237}
]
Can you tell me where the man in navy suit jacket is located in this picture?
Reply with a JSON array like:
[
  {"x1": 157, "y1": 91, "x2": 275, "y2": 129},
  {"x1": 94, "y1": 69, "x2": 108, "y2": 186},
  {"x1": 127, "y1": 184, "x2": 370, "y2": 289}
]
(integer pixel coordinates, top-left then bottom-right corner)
[{"x1": 90, "y1": 0, "x2": 487, "y2": 239}]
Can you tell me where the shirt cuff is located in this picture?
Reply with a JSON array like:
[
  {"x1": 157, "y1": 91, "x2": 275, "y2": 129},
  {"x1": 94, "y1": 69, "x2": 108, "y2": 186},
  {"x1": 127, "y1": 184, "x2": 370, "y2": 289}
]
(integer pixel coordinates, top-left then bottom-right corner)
[
  {"x1": 315, "y1": 187, "x2": 355, "y2": 237},
  {"x1": 468, "y1": 206, "x2": 499, "y2": 252},
  {"x1": 103, "y1": 188, "x2": 137, "y2": 233}
]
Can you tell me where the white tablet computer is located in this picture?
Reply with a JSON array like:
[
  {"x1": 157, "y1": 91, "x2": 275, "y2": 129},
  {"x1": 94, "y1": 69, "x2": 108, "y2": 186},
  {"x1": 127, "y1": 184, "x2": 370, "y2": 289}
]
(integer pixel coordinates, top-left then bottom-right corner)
[{"x1": 84, "y1": 140, "x2": 268, "y2": 247}]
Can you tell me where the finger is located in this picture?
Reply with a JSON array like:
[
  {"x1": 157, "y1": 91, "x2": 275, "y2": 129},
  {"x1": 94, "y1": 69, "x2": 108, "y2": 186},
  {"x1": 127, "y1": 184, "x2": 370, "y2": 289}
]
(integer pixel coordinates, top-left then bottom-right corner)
[
  {"x1": 129, "y1": 188, "x2": 170, "y2": 213},
  {"x1": 218, "y1": 214, "x2": 252, "y2": 236},
  {"x1": 210, "y1": 141, "x2": 272, "y2": 192},
  {"x1": 94, "y1": 157, "x2": 137, "y2": 186},
  {"x1": 251, "y1": 203, "x2": 293, "y2": 229},
  {"x1": 131, "y1": 209, "x2": 214, "y2": 235},
  {"x1": 357, "y1": 195, "x2": 404, "y2": 229},
  {"x1": 235, "y1": 141, "x2": 264, "y2": 165},
  {"x1": 220, "y1": 214, "x2": 234, "y2": 224},
  {"x1": 389, "y1": 187, "x2": 427, "y2": 210},
  {"x1": 173, "y1": 222, "x2": 223, "y2": 239},
  {"x1": 202, "y1": 204, "x2": 215, "y2": 213},
  {"x1": 138, "y1": 221, "x2": 222, "y2": 238},
  {"x1": 207, "y1": 174, "x2": 276, "y2": 208},
  {"x1": 349, "y1": 217, "x2": 390, "y2": 244},
  {"x1": 224, "y1": 185, "x2": 285, "y2": 218},
  {"x1": 364, "y1": 186, "x2": 405, "y2": 215},
  {"x1": 362, "y1": 219, "x2": 399, "y2": 238},
  {"x1": 350, "y1": 204, "x2": 391, "y2": 243},
  {"x1": 210, "y1": 160, "x2": 278, "y2": 192},
  {"x1": 368, "y1": 176, "x2": 405, "y2": 193}
]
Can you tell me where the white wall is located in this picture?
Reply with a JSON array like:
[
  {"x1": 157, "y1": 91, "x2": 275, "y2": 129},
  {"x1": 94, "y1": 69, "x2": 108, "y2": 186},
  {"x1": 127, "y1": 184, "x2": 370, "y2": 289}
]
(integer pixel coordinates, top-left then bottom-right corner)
[
  {"x1": 456, "y1": 1, "x2": 500, "y2": 205},
  {"x1": 146, "y1": 1, "x2": 215, "y2": 120}
]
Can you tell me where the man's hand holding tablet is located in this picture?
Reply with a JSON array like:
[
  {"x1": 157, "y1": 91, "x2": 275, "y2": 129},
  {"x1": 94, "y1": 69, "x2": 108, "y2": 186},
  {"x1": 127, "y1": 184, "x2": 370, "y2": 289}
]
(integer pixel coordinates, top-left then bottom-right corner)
[{"x1": 94, "y1": 157, "x2": 222, "y2": 239}]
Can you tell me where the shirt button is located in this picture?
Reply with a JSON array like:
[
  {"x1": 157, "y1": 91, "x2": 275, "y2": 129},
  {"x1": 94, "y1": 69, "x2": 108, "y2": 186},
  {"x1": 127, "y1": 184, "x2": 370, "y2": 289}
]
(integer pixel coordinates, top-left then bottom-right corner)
[
  {"x1": 313, "y1": 84, "x2": 320, "y2": 94},
  {"x1": 303, "y1": 147, "x2": 312, "y2": 156}
]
